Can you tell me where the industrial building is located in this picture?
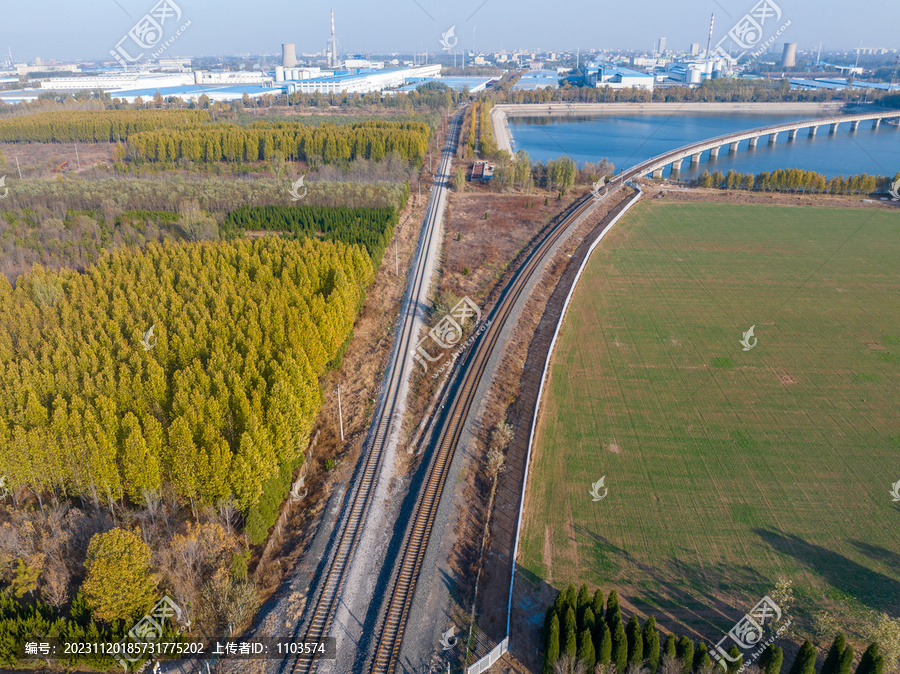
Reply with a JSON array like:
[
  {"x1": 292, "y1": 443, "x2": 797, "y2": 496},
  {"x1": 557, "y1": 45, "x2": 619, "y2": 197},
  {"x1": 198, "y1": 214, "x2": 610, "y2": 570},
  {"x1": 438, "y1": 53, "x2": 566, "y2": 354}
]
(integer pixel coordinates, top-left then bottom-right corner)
[
  {"x1": 283, "y1": 64, "x2": 441, "y2": 95},
  {"x1": 584, "y1": 64, "x2": 655, "y2": 91}
]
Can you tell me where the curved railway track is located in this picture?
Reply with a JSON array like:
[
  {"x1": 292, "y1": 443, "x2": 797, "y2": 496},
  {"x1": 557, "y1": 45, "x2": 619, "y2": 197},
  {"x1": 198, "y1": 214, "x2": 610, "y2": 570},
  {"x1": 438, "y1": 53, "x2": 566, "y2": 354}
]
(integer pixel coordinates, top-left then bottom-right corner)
[
  {"x1": 286, "y1": 108, "x2": 467, "y2": 674},
  {"x1": 365, "y1": 109, "x2": 900, "y2": 673},
  {"x1": 369, "y1": 184, "x2": 637, "y2": 673}
]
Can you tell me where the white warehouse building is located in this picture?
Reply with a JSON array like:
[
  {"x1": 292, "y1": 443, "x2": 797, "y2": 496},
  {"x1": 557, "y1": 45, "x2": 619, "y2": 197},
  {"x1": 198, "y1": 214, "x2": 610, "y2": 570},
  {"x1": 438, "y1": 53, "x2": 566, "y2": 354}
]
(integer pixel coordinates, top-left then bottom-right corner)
[{"x1": 285, "y1": 64, "x2": 441, "y2": 94}]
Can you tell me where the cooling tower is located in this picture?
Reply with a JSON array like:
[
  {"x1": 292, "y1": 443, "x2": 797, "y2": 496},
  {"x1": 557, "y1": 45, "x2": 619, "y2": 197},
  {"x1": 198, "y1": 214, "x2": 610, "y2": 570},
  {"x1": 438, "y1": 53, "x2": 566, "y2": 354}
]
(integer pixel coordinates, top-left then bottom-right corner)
[
  {"x1": 282, "y1": 43, "x2": 298, "y2": 68},
  {"x1": 781, "y1": 43, "x2": 797, "y2": 68}
]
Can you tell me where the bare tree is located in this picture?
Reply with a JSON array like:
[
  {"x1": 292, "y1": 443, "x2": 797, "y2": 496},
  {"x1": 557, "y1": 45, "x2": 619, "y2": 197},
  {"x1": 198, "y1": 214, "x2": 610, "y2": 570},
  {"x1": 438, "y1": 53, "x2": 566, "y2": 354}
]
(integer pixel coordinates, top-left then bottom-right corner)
[{"x1": 555, "y1": 653, "x2": 587, "y2": 674}]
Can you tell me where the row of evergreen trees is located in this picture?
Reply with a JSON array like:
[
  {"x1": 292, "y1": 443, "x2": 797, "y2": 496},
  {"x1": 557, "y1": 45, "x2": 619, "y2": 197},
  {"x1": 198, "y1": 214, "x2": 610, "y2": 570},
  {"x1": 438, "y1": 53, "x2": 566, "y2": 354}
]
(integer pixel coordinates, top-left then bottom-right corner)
[
  {"x1": 0, "y1": 109, "x2": 210, "y2": 143},
  {"x1": 221, "y1": 203, "x2": 401, "y2": 269},
  {"x1": 690, "y1": 169, "x2": 897, "y2": 196},
  {"x1": 543, "y1": 585, "x2": 886, "y2": 674}
]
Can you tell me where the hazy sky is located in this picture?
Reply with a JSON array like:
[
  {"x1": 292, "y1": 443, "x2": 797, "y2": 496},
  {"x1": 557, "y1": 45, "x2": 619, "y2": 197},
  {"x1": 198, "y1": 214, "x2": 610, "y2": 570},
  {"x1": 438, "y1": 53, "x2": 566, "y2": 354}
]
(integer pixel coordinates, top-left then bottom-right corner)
[{"x1": 2, "y1": 0, "x2": 897, "y2": 63}]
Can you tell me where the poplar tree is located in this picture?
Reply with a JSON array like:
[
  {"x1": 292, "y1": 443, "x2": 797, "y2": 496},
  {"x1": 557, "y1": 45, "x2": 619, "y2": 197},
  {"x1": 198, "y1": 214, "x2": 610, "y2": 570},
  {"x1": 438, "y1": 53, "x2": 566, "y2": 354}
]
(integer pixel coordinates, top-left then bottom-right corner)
[
  {"x1": 822, "y1": 634, "x2": 847, "y2": 674},
  {"x1": 578, "y1": 627, "x2": 597, "y2": 672},
  {"x1": 677, "y1": 637, "x2": 695, "y2": 674},
  {"x1": 606, "y1": 590, "x2": 622, "y2": 630},
  {"x1": 612, "y1": 621, "x2": 629, "y2": 673},
  {"x1": 596, "y1": 620, "x2": 613, "y2": 665},
  {"x1": 726, "y1": 645, "x2": 743, "y2": 674},
  {"x1": 626, "y1": 615, "x2": 643, "y2": 665},
  {"x1": 642, "y1": 615, "x2": 660, "y2": 674},
  {"x1": 543, "y1": 613, "x2": 560, "y2": 674},
  {"x1": 759, "y1": 645, "x2": 784, "y2": 674},
  {"x1": 788, "y1": 641, "x2": 817, "y2": 674},
  {"x1": 837, "y1": 646, "x2": 855, "y2": 674},
  {"x1": 856, "y1": 643, "x2": 883, "y2": 674}
]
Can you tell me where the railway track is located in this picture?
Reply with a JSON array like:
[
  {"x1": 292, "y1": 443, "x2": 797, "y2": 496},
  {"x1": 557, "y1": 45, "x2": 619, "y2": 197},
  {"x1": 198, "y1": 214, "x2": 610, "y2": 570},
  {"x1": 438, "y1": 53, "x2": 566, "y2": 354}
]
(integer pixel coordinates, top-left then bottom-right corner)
[
  {"x1": 287, "y1": 108, "x2": 466, "y2": 674},
  {"x1": 364, "y1": 109, "x2": 900, "y2": 673},
  {"x1": 369, "y1": 182, "x2": 636, "y2": 673}
]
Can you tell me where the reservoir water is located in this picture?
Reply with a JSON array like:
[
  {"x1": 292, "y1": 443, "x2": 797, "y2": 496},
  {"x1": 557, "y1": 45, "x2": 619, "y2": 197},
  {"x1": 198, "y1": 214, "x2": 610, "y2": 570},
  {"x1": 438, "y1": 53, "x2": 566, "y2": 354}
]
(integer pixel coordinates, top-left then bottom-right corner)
[{"x1": 507, "y1": 112, "x2": 900, "y2": 179}]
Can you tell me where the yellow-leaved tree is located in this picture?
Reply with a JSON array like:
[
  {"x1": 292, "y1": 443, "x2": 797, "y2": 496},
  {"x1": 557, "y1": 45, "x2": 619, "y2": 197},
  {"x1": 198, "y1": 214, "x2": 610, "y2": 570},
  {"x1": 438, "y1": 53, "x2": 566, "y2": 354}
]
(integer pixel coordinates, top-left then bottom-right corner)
[{"x1": 82, "y1": 528, "x2": 157, "y2": 622}]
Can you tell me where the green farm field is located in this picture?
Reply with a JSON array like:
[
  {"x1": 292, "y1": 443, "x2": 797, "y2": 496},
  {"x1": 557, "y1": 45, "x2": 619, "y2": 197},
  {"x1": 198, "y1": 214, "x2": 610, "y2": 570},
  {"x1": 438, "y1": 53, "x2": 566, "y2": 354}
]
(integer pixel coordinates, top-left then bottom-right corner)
[{"x1": 520, "y1": 200, "x2": 900, "y2": 638}]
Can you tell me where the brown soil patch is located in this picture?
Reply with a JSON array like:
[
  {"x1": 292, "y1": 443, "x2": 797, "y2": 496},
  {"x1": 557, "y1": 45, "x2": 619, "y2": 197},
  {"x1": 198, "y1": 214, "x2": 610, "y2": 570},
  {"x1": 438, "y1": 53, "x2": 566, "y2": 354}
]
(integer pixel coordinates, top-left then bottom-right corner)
[
  {"x1": 1, "y1": 141, "x2": 115, "y2": 177},
  {"x1": 542, "y1": 526, "x2": 553, "y2": 584},
  {"x1": 607, "y1": 442, "x2": 622, "y2": 454},
  {"x1": 776, "y1": 372, "x2": 797, "y2": 385}
]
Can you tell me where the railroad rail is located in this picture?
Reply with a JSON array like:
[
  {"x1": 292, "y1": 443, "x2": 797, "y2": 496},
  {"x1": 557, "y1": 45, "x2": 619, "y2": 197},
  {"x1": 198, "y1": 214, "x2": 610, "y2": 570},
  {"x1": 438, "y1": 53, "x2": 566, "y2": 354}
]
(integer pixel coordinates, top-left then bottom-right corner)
[
  {"x1": 285, "y1": 107, "x2": 466, "y2": 674},
  {"x1": 367, "y1": 108, "x2": 900, "y2": 673},
  {"x1": 368, "y1": 184, "x2": 631, "y2": 674}
]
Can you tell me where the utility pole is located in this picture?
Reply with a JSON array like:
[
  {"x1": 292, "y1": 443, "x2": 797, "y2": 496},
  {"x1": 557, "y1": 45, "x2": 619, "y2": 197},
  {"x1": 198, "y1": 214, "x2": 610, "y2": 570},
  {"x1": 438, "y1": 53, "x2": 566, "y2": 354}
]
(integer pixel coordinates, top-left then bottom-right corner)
[
  {"x1": 74, "y1": 143, "x2": 81, "y2": 169},
  {"x1": 336, "y1": 387, "x2": 344, "y2": 443},
  {"x1": 15, "y1": 156, "x2": 21, "y2": 180},
  {"x1": 395, "y1": 239, "x2": 399, "y2": 276}
]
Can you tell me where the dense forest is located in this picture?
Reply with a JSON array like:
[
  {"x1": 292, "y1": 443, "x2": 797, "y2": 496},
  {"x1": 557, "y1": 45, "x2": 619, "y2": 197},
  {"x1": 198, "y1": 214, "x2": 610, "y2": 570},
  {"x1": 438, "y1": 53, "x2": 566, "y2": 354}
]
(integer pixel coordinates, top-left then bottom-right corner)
[
  {"x1": 222, "y1": 203, "x2": 402, "y2": 268},
  {"x1": 0, "y1": 236, "x2": 373, "y2": 516},
  {"x1": 0, "y1": 109, "x2": 431, "y2": 167},
  {"x1": 126, "y1": 119, "x2": 430, "y2": 165},
  {"x1": 0, "y1": 110, "x2": 211, "y2": 143}
]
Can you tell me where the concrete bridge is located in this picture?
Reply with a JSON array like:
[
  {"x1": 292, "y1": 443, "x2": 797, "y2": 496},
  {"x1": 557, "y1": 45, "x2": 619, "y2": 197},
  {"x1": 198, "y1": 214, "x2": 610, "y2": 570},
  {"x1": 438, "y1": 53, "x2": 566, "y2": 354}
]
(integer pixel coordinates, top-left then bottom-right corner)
[{"x1": 618, "y1": 110, "x2": 900, "y2": 180}]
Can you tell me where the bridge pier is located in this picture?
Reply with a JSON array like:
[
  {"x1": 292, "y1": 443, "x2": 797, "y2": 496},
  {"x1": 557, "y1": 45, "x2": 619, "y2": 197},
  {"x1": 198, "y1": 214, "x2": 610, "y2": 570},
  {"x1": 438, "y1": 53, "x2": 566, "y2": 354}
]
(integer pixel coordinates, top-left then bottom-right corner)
[
  {"x1": 873, "y1": 118, "x2": 881, "y2": 129},
  {"x1": 830, "y1": 123, "x2": 838, "y2": 134},
  {"x1": 729, "y1": 141, "x2": 740, "y2": 153},
  {"x1": 809, "y1": 125, "x2": 818, "y2": 137},
  {"x1": 748, "y1": 136, "x2": 758, "y2": 148},
  {"x1": 691, "y1": 153, "x2": 702, "y2": 165},
  {"x1": 768, "y1": 132, "x2": 778, "y2": 144},
  {"x1": 671, "y1": 159, "x2": 682, "y2": 172},
  {"x1": 788, "y1": 129, "x2": 798, "y2": 141},
  {"x1": 709, "y1": 146, "x2": 719, "y2": 159},
  {"x1": 850, "y1": 120, "x2": 859, "y2": 131},
  {"x1": 652, "y1": 168, "x2": 664, "y2": 179}
]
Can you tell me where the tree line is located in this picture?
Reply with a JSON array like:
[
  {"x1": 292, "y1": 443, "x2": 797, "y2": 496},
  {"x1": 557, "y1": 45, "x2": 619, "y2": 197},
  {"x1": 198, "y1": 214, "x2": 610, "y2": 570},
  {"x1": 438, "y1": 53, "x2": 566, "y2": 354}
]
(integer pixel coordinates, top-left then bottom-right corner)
[
  {"x1": 126, "y1": 120, "x2": 430, "y2": 166},
  {"x1": 543, "y1": 584, "x2": 887, "y2": 674},
  {"x1": 221, "y1": 203, "x2": 402, "y2": 269},
  {"x1": 0, "y1": 109, "x2": 210, "y2": 143},
  {"x1": 690, "y1": 169, "x2": 898, "y2": 196},
  {"x1": 0, "y1": 236, "x2": 374, "y2": 527}
]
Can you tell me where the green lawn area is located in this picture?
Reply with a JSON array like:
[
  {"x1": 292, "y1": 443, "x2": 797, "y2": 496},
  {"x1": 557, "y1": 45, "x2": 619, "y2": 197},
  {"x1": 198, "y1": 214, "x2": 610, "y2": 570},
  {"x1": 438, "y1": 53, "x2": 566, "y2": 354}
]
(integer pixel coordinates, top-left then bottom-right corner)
[{"x1": 521, "y1": 200, "x2": 900, "y2": 638}]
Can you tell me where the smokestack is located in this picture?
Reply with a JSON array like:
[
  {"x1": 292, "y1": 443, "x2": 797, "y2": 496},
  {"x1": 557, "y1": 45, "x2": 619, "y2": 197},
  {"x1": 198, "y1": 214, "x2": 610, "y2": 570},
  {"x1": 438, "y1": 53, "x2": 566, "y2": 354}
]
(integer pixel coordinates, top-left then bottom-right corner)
[
  {"x1": 331, "y1": 9, "x2": 337, "y2": 68},
  {"x1": 706, "y1": 13, "x2": 715, "y2": 57}
]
